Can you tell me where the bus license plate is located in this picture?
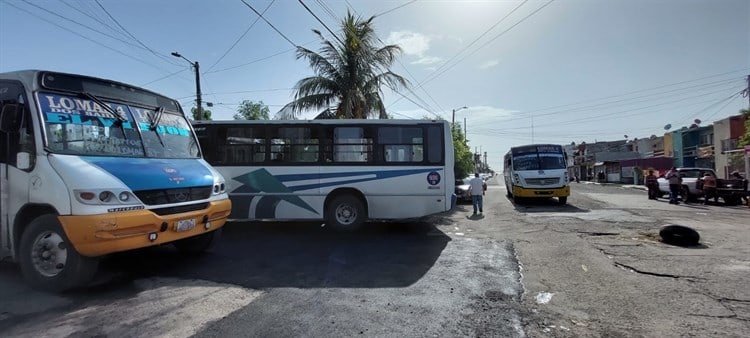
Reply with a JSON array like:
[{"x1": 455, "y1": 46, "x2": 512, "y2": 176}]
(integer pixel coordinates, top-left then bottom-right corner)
[{"x1": 175, "y1": 218, "x2": 196, "y2": 232}]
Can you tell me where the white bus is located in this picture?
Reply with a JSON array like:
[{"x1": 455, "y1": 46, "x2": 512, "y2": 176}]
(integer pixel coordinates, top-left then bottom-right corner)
[
  {"x1": 192, "y1": 119, "x2": 455, "y2": 230},
  {"x1": 503, "y1": 144, "x2": 570, "y2": 204},
  {"x1": 0, "y1": 70, "x2": 231, "y2": 291}
]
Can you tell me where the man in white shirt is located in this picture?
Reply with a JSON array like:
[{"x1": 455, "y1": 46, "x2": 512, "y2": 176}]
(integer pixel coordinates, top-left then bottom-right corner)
[{"x1": 468, "y1": 173, "x2": 486, "y2": 215}]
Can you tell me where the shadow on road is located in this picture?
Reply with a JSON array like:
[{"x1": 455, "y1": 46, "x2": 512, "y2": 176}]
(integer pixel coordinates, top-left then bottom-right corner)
[
  {"x1": 91, "y1": 220, "x2": 451, "y2": 291},
  {"x1": 508, "y1": 196, "x2": 589, "y2": 213}
]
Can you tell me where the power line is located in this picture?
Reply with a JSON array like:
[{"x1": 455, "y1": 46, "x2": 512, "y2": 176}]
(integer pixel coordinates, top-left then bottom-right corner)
[
  {"x1": 420, "y1": 0, "x2": 528, "y2": 87},
  {"x1": 5, "y1": 1, "x2": 167, "y2": 72},
  {"x1": 467, "y1": 77, "x2": 745, "y2": 127},
  {"x1": 94, "y1": 0, "x2": 181, "y2": 66},
  {"x1": 315, "y1": 0, "x2": 340, "y2": 22},
  {"x1": 424, "y1": 0, "x2": 555, "y2": 85},
  {"x1": 375, "y1": 0, "x2": 418, "y2": 17},
  {"x1": 59, "y1": 0, "x2": 130, "y2": 41},
  {"x1": 297, "y1": 0, "x2": 344, "y2": 46},
  {"x1": 141, "y1": 67, "x2": 189, "y2": 86},
  {"x1": 175, "y1": 88, "x2": 295, "y2": 99},
  {"x1": 240, "y1": 0, "x2": 298, "y2": 48},
  {"x1": 206, "y1": 0, "x2": 275, "y2": 72}
]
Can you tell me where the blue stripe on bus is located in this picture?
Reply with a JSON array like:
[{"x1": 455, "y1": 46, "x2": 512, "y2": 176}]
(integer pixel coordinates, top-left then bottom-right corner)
[
  {"x1": 82, "y1": 157, "x2": 214, "y2": 191},
  {"x1": 275, "y1": 168, "x2": 441, "y2": 184}
]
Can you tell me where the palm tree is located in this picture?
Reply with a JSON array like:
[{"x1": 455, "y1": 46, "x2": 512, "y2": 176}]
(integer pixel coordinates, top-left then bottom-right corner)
[{"x1": 277, "y1": 12, "x2": 409, "y2": 119}]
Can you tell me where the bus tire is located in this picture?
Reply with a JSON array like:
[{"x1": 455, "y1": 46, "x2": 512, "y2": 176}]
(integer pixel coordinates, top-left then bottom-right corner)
[
  {"x1": 559, "y1": 197, "x2": 567, "y2": 205},
  {"x1": 173, "y1": 229, "x2": 221, "y2": 255},
  {"x1": 18, "y1": 214, "x2": 98, "y2": 292},
  {"x1": 326, "y1": 194, "x2": 366, "y2": 231},
  {"x1": 506, "y1": 185, "x2": 512, "y2": 197}
]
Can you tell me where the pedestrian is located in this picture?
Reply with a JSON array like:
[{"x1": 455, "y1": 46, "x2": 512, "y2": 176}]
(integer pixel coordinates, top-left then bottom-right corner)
[
  {"x1": 645, "y1": 170, "x2": 658, "y2": 200},
  {"x1": 701, "y1": 172, "x2": 718, "y2": 205},
  {"x1": 731, "y1": 171, "x2": 749, "y2": 205},
  {"x1": 666, "y1": 167, "x2": 682, "y2": 205},
  {"x1": 468, "y1": 172, "x2": 485, "y2": 215}
]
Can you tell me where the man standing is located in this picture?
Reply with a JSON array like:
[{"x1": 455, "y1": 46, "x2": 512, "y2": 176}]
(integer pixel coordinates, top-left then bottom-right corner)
[
  {"x1": 645, "y1": 170, "x2": 659, "y2": 200},
  {"x1": 666, "y1": 167, "x2": 682, "y2": 205},
  {"x1": 701, "y1": 172, "x2": 718, "y2": 205},
  {"x1": 468, "y1": 173, "x2": 485, "y2": 215},
  {"x1": 731, "y1": 171, "x2": 749, "y2": 205}
]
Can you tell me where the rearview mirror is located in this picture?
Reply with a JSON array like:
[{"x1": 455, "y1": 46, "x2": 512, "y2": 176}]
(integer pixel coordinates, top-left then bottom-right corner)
[{"x1": 16, "y1": 152, "x2": 31, "y2": 170}]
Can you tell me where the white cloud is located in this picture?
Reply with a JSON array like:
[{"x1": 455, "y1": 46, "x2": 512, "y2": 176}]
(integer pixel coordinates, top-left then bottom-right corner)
[
  {"x1": 413, "y1": 56, "x2": 443, "y2": 65},
  {"x1": 386, "y1": 31, "x2": 431, "y2": 57},
  {"x1": 479, "y1": 59, "x2": 500, "y2": 69}
]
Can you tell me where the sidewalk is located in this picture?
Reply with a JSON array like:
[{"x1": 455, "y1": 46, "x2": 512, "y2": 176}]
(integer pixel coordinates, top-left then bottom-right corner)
[{"x1": 578, "y1": 180, "x2": 647, "y2": 191}]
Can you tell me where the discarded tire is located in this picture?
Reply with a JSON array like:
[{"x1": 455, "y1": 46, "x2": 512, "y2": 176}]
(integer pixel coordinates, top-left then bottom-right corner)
[{"x1": 659, "y1": 225, "x2": 700, "y2": 247}]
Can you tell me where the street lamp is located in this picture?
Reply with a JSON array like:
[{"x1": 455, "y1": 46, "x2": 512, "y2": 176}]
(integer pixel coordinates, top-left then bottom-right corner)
[
  {"x1": 171, "y1": 51, "x2": 203, "y2": 120},
  {"x1": 451, "y1": 106, "x2": 468, "y2": 130}
]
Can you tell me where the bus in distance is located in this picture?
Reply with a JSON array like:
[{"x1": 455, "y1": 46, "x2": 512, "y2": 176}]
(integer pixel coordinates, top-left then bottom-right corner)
[
  {"x1": 0, "y1": 70, "x2": 232, "y2": 292},
  {"x1": 503, "y1": 144, "x2": 570, "y2": 204},
  {"x1": 192, "y1": 119, "x2": 455, "y2": 230}
]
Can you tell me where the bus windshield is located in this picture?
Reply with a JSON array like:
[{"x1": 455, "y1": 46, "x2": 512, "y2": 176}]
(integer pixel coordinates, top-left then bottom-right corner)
[
  {"x1": 512, "y1": 145, "x2": 566, "y2": 171},
  {"x1": 38, "y1": 92, "x2": 199, "y2": 159}
]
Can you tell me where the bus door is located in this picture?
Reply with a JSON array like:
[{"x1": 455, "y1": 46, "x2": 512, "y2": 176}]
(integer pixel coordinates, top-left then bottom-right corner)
[{"x1": 0, "y1": 81, "x2": 34, "y2": 256}]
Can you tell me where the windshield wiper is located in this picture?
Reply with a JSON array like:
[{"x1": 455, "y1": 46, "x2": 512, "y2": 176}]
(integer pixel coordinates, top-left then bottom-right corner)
[
  {"x1": 149, "y1": 106, "x2": 165, "y2": 147},
  {"x1": 81, "y1": 92, "x2": 128, "y2": 139}
]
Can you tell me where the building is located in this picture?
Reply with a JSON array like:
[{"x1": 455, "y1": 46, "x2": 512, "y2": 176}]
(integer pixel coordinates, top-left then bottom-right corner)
[{"x1": 713, "y1": 114, "x2": 747, "y2": 178}]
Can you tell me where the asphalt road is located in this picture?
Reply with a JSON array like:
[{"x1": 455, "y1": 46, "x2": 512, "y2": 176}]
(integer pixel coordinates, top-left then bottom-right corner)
[{"x1": 1, "y1": 179, "x2": 748, "y2": 337}]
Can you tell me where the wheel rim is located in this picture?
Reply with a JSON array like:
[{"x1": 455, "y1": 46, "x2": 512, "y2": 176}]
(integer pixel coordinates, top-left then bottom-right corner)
[
  {"x1": 335, "y1": 203, "x2": 357, "y2": 225},
  {"x1": 31, "y1": 231, "x2": 68, "y2": 277}
]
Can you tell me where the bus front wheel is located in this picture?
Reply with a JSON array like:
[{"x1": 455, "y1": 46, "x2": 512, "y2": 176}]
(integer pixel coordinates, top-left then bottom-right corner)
[
  {"x1": 559, "y1": 197, "x2": 568, "y2": 205},
  {"x1": 326, "y1": 194, "x2": 365, "y2": 231},
  {"x1": 18, "y1": 214, "x2": 98, "y2": 292}
]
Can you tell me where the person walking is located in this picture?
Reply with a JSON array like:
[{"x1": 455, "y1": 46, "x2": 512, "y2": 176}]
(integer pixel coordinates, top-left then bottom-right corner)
[
  {"x1": 731, "y1": 171, "x2": 749, "y2": 205},
  {"x1": 645, "y1": 170, "x2": 659, "y2": 200},
  {"x1": 701, "y1": 172, "x2": 718, "y2": 205},
  {"x1": 468, "y1": 173, "x2": 485, "y2": 215},
  {"x1": 666, "y1": 167, "x2": 682, "y2": 205}
]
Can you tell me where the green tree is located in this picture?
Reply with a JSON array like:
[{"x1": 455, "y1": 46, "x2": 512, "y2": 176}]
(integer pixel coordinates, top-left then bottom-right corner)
[
  {"x1": 739, "y1": 108, "x2": 750, "y2": 147},
  {"x1": 234, "y1": 100, "x2": 270, "y2": 120},
  {"x1": 452, "y1": 123, "x2": 475, "y2": 179},
  {"x1": 278, "y1": 12, "x2": 409, "y2": 119},
  {"x1": 190, "y1": 107, "x2": 212, "y2": 121}
]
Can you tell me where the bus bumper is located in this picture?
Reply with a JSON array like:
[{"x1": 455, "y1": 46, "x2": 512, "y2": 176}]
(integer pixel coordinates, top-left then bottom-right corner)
[
  {"x1": 513, "y1": 185, "x2": 570, "y2": 198},
  {"x1": 58, "y1": 199, "x2": 232, "y2": 257}
]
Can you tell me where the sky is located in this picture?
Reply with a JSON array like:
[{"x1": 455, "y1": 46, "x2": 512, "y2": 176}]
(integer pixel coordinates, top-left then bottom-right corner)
[{"x1": 1, "y1": 0, "x2": 749, "y2": 170}]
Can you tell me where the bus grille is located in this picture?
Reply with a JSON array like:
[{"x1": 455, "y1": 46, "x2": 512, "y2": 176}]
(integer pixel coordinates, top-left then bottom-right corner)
[
  {"x1": 134, "y1": 186, "x2": 212, "y2": 205},
  {"x1": 525, "y1": 178, "x2": 560, "y2": 186},
  {"x1": 151, "y1": 202, "x2": 209, "y2": 216}
]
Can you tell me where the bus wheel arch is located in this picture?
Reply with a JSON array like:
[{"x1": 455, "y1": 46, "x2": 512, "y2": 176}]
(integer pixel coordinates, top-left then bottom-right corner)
[
  {"x1": 18, "y1": 214, "x2": 98, "y2": 292},
  {"x1": 324, "y1": 188, "x2": 367, "y2": 231},
  {"x1": 13, "y1": 204, "x2": 58, "y2": 259}
]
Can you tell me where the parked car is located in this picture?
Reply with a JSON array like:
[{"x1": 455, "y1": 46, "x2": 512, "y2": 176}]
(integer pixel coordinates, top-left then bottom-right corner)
[
  {"x1": 657, "y1": 167, "x2": 746, "y2": 204},
  {"x1": 455, "y1": 178, "x2": 472, "y2": 202}
]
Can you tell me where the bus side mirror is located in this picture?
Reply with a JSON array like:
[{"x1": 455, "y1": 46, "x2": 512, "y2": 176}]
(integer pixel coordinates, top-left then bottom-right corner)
[
  {"x1": 16, "y1": 152, "x2": 31, "y2": 170},
  {"x1": 0, "y1": 104, "x2": 21, "y2": 132}
]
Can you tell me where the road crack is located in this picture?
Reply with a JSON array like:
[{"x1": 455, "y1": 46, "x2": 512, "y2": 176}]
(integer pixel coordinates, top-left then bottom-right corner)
[{"x1": 613, "y1": 262, "x2": 706, "y2": 280}]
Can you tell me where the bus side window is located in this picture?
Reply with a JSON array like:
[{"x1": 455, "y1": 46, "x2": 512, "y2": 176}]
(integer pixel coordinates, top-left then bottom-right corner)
[{"x1": 0, "y1": 83, "x2": 35, "y2": 169}]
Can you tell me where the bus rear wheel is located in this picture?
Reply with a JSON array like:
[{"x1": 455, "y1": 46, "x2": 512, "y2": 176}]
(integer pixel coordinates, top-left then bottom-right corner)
[
  {"x1": 19, "y1": 214, "x2": 98, "y2": 292},
  {"x1": 326, "y1": 194, "x2": 366, "y2": 231}
]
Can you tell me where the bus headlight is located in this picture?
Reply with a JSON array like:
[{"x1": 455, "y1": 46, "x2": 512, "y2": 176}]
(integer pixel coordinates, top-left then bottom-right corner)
[
  {"x1": 212, "y1": 180, "x2": 226, "y2": 195},
  {"x1": 513, "y1": 174, "x2": 520, "y2": 184},
  {"x1": 75, "y1": 189, "x2": 141, "y2": 206}
]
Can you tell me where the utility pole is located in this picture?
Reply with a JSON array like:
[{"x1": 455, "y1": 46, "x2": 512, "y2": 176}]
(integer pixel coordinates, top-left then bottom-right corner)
[
  {"x1": 464, "y1": 117, "x2": 467, "y2": 140},
  {"x1": 194, "y1": 61, "x2": 202, "y2": 121},
  {"x1": 172, "y1": 52, "x2": 203, "y2": 120},
  {"x1": 452, "y1": 106, "x2": 467, "y2": 131}
]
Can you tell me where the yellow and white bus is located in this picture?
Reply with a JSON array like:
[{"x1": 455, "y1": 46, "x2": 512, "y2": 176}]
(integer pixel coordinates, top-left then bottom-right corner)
[
  {"x1": 0, "y1": 70, "x2": 231, "y2": 291},
  {"x1": 503, "y1": 144, "x2": 570, "y2": 204},
  {"x1": 192, "y1": 119, "x2": 455, "y2": 230}
]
